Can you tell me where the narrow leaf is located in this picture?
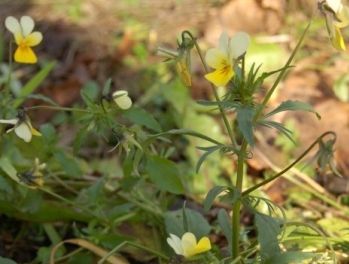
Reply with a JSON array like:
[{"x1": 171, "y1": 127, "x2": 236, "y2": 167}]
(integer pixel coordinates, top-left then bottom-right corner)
[
  {"x1": 237, "y1": 106, "x2": 255, "y2": 146},
  {"x1": 14, "y1": 61, "x2": 56, "y2": 108},
  {"x1": 124, "y1": 107, "x2": 161, "y2": 132},
  {"x1": 203, "y1": 186, "x2": 228, "y2": 212},
  {"x1": 218, "y1": 209, "x2": 232, "y2": 251},
  {"x1": 264, "y1": 100, "x2": 320, "y2": 119}
]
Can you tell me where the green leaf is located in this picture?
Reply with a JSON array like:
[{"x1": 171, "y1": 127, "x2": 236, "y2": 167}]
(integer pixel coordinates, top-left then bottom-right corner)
[
  {"x1": 0, "y1": 257, "x2": 17, "y2": 264},
  {"x1": 164, "y1": 208, "x2": 211, "y2": 238},
  {"x1": 218, "y1": 209, "x2": 232, "y2": 251},
  {"x1": 266, "y1": 252, "x2": 316, "y2": 264},
  {"x1": 81, "y1": 81, "x2": 99, "y2": 106},
  {"x1": 203, "y1": 186, "x2": 228, "y2": 212},
  {"x1": 124, "y1": 107, "x2": 161, "y2": 132},
  {"x1": 14, "y1": 61, "x2": 56, "y2": 108},
  {"x1": 258, "y1": 120, "x2": 295, "y2": 144},
  {"x1": 145, "y1": 155, "x2": 184, "y2": 194},
  {"x1": 26, "y1": 94, "x2": 59, "y2": 106},
  {"x1": 102, "y1": 78, "x2": 113, "y2": 96},
  {"x1": 255, "y1": 213, "x2": 282, "y2": 260},
  {"x1": 264, "y1": 100, "x2": 320, "y2": 119},
  {"x1": 54, "y1": 150, "x2": 82, "y2": 178},
  {"x1": 0, "y1": 156, "x2": 20, "y2": 183},
  {"x1": 196, "y1": 145, "x2": 222, "y2": 173},
  {"x1": 237, "y1": 106, "x2": 255, "y2": 146}
]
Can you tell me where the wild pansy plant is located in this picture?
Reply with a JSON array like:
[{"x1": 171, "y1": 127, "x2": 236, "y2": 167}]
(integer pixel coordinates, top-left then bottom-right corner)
[
  {"x1": 160, "y1": 18, "x2": 344, "y2": 263},
  {"x1": 5, "y1": 16, "x2": 43, "y2": 64}
]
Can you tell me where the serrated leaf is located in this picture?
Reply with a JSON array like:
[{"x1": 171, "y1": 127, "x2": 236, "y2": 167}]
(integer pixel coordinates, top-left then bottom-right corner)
[
  {"x1": 264, "y1": 100, "x2": 320, "y2": 119},
  {"x1": 255, "y1": 213, "x2": 282, "y2": 260},
  {"x1": 218, "y1": 209, "x2": 232, "y2": 251},
  {"x1": 124, "y1": 107, "x2": 161, "y2": 132},
  {"x1": 145, "y1": 155, "x2": 184, "y2": 194},
  {"x1": 237, "y1": 106, "x2": 255, "y2": 146},
  {"x1": 203, "y1": 186, "x2": 228, "y2": 212}
]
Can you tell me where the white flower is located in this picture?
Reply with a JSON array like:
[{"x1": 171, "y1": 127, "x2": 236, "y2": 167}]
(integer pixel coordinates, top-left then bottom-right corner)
[
  {"x1": 0, "y1": 115, "x2": 41, "y2": 142},
  {"x1": 166, "y1": 232, "x2": 211, "y2": 258},
  {"x1": 112, "y1": 90, "x2": 132, "y2": 110}
]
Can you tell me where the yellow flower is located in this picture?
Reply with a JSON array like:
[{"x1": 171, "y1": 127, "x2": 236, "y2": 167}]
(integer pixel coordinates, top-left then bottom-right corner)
[
  {"x1": 112, "y1": 90, "x2": 132, "y2": 110},
  {"x1": 205, "y1": 32, "x2": 250, "y2": 87},
  {"x1": 167, "y1": 232, "x2": 211, "y2": 258},
  {"x1": 320, "y1": 0, "x2": 349, "y2": 50},
  {"x1": 0, "y1": 113, "x2": 41, "y2": 142},
  {"x1": 5, "y1": 16, "x2": 43, "y2": 63}
]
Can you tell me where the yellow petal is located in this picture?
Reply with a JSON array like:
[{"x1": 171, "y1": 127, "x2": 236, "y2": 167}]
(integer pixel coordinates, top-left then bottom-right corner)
[
  {"x1": 30, "y1": 127, "x2": 42, "y2": 137},
  {"x1": 193, "y1": 237, "x2": 211, "y2": 255},
  {"x1": 14, "y1": 46, "x2": 37, "y2": 64},
  {"x1": 176, "y1": 60, "x2": 192, "y2": 86},
  {"x1": 331, "y1": 26, "x2": 346, "y2": 50},
  {"x1": 26, "y1": 32, "x2": 43, "y2": 47},
  {"x1": 205, "y1": 48, "x2": 228, "y2": 69},
  {"x1": 20, "y1": 16, "x2": 35, "y2": 36},
  {"x1": 181, "y1": 232, "x2": 197, "y2": 258},
  {"x1": 204, "y1": 66, "x2": 234, "y2": 87}
]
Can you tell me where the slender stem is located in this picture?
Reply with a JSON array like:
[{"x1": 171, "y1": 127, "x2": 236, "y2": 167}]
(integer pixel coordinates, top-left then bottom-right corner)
[
  {"x1": 5, "y1": 41, "x2": 13, "y2": 92},
  {"x1": 25, "y1": 105, "x2": 92, "y2": 113},
  {"x1": 242, "y1": 131, "x2": 336, "y2": 196},
  {"x1": 182, "y1": 31, "x2": 237, "y2": 148}
]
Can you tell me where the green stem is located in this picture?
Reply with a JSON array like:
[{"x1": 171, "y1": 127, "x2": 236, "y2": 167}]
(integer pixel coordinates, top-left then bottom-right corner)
[
  {"x1": 182, "y1": 31, "x2": 237, "y2": 148},
  {"x1": 25, "y1": 105, "x2": 92, "y2": 113},
  {"x1": 242, "y1": 131, "x2": 336, "y2": 196},
  {"x1": 253, "y1": 22, "x2": 311, "y2": 123},
  {"x1": 232, "y1": 140, "x2": 247, "y2": 259}
]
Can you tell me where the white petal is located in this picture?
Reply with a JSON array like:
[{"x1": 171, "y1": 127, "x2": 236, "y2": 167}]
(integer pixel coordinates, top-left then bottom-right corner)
[
  {"x1": 326, "y1": 0, "x2": 343, "y2": 13},
  {"x1": 113, "y1": 91, "x2": 132, "y2": 110},
  {"x1": 218, "y1": 32, "x2": 229, "y2": 52},
  {"x1": 112, "y1": 90, "x2": 128, "y2": 97},
  {"x1": 5, "y1": 16, "x2": 20, "y2": 34},
  {"x1": 167, "y1": 234, "x2": 184, "y2": 255},
  {"x1": 205, "y1": 48, "x2": 229, "y2": 69},
  {"x1": 20, "y1": 16, "x2": 35, "y2": 36},
  {"x1": 14, "y1": 122, "x2": 32, "y2": 142},
  {"x1": 0, "y1": 118, "x2": 19, "y2": 125},
  {"x1": 230, "y1": 32, "x2": 250, "y2": 59},
  {"x1": 181, "y1": 232, "x2": 197, "y2": 251}
]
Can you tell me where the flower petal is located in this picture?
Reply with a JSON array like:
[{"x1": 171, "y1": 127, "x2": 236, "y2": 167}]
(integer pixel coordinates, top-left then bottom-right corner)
[
  {"x1": 14, "y1": 46, "x2": 37, "y2": 64},
  {"x1": 113, "y1": 91, "x2": 132, "y2": 110},
  {"x1": 0, "y1": 118, "x2": 18, "y2": 125},
  {"x1": 230, "y1": 32, "x2": 250, "y2": 59},
  {"x1": 167, "y1": 234, "x2": 183, "y2": 255},
  {"x1": 26, "y1": 32, "x2": 43, "y2": 47},
  {"x1": 181, "y1": 232, "x2": 197, "y2": 258},
  {"x1": 218, "y1": 32, "x2": 229, "y2": 52},
  {"x1": 326, "y1": 0, "x2": 342, "y2": 13},
  {"x1": 5, "y1": 16, "x2": 20, "y2": 35},
  {"x1": 205, "y1": 48, "x2": 229, "y2": 69},
  {"x1": 335, "y1": 5, "x2": 349, "y2": 28},
  {"x1": 194, "y1": 237, "x2": 211, "y2": 255},
  {"x1": 20, "y1": 16, "x2": 35, "y2": 36},
  {"x1": 204, "y1": 67, "x2": 234, "y2": 87},
  {"x1": 14, "y1": 122, "x2": 32, "y2": 142},
  {"x1": 331, "y1": 26, "x2": 346, "y2": 50}
]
